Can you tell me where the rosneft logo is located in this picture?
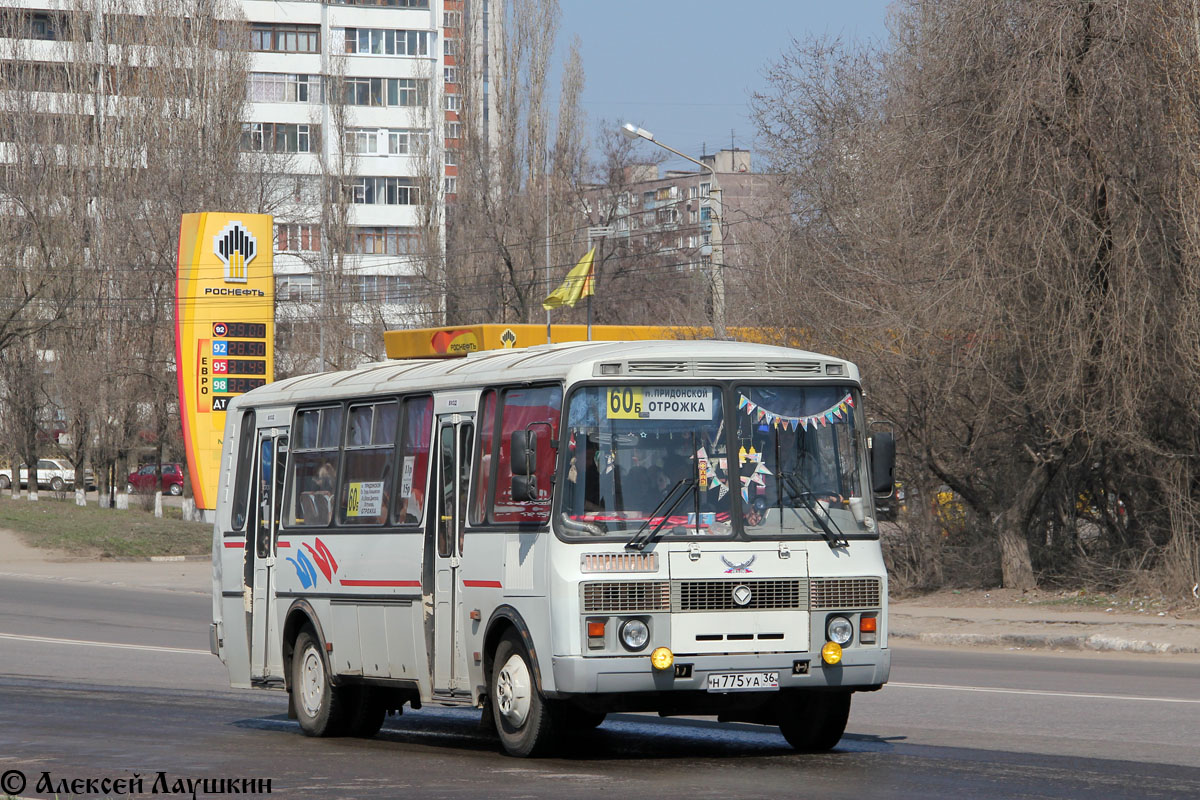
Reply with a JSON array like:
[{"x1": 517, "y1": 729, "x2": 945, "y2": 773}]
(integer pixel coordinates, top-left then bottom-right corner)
[
  {"x1": 430, "y1": 329, "x2": 479, "y2": 355},
  {"x1": 214, "y1": 221, "x2": 257, "y2": 284}
]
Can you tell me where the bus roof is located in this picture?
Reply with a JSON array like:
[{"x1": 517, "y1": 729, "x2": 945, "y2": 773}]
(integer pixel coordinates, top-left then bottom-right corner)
[{"x1": 231, "y1": 339, "x2": 860, "y2": 411}]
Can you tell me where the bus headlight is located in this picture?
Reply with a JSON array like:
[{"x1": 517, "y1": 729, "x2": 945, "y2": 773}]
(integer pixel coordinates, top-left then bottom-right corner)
[
  {"x1": 620, "y1": 619, "x2": 649, "y2": 651},
  {"x1": 827, "y1": 615, "x2": 854, "y2": 646}
]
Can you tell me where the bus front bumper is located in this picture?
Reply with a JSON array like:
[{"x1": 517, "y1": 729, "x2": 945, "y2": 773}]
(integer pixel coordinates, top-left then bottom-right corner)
[{"x1": 548, "y1": 647, "x2": 890, "y2": 696}]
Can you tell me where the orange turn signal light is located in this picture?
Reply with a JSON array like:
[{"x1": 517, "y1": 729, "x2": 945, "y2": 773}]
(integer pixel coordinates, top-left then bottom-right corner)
[
  {"x1": 860, "y1": 616, "x2": 877, "y2": 633},
  {"x1": 587, "y1": 621, "x2": 607, "y2": 637}
]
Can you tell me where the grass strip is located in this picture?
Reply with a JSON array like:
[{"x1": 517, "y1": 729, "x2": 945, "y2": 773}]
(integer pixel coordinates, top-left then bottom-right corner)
[{"x1": 0, "y1": 494, "x2": 211, "y2": 557}]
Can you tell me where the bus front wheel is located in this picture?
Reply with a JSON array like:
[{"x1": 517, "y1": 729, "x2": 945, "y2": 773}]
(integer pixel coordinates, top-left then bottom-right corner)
[
  {"x1": 490, "y1": 631, "x2": 556, "y2": 757},
  {"x1": 778, "y1": 691, "x2": 851, "y2": 752},
  {"x1": 292, "y1": 629, "x2": 351, "y2": 736}
]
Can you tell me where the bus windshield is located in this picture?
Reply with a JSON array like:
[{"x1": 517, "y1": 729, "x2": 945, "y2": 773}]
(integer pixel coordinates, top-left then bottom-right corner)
[
  {"x1": 734, "y1": 385, "x2": 872, "y2": 538},
  {"x1": 559, "y1": 385, "x2": 734, "y2": 537}
]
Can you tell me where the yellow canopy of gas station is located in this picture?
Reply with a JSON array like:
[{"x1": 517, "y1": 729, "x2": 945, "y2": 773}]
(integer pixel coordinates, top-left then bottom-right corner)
[{"x1": 384, "y1": 324, "x2": 698, "y2": 360}]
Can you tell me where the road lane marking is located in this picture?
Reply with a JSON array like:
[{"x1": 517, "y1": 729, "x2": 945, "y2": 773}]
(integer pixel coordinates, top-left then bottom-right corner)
[
  {"x1": 891, "y1": 681, "x2": 1200, "y2": 704},
  {"x1": 0, "y1": 632, "x2": 208, "y2": 656}
]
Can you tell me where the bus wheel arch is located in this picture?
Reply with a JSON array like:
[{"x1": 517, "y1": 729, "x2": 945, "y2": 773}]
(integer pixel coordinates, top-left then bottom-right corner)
[
  {"x1": 282, "y1": 601, "x2": 331, "y2": 694},
  {"x1": 483, "y1": 607, "x2": 544, "y2": 692}
]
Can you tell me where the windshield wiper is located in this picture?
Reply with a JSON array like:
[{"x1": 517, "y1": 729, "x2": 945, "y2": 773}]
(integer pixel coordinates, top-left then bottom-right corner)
[
  {"x1": 778, "y1": 471, "x2": 849, "y2": 549},
  {"x1": 626, "y1": 478, "x2": 698, "y2": 551}
]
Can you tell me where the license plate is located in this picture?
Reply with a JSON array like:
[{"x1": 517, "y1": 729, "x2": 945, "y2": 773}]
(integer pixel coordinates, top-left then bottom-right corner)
[{"x1": 705, "y1": 671, "x2": 780, "y2": 692}]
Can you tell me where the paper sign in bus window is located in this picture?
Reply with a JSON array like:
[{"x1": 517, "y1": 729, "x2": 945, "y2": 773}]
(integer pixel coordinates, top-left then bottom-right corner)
[
  {"x1": 346, "y1": 481, "x2": 384, "y2": 517},
  {"x1": 400, "y1": 457, "x2": 415, "y2": 499}
]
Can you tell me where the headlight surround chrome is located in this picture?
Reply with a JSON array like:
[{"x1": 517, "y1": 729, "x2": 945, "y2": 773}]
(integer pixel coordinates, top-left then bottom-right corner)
[
  {"x1": 827, "y1": 615, "x2": 854, "y2": 646},
  {"x1": 619, "y1": 618, "x2": 650, "y2": 651}
]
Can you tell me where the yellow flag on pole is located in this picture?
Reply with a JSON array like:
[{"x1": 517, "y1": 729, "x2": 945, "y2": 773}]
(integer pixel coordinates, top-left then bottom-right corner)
[{"x1": 542, "y1": 247, "x2": 596, "y2": 310}]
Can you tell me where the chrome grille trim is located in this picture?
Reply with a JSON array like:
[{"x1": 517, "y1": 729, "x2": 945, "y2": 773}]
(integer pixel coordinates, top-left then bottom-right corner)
[
  {"x1": 580, "y1": 552, "x2": 659, "y2": 573},
  {"x1": 582, "y1": 581, "x2": 670, "y2": 612},
  {"x1": 810, "y1": 577, "x2": 882, "y2": 610},
  {"x1": 671, "y1": 578, "x2": 809, "y2": 612}
]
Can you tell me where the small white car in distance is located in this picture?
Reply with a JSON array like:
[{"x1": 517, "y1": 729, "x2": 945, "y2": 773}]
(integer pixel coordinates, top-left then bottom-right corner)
[{"x1": 0, "y1": 459, "x2": 95, "y2": 492}]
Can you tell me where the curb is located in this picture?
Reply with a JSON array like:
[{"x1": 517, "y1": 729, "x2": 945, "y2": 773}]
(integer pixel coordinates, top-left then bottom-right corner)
[{"x1": 890, "y1": 628, "x2": 1200, "y2": 655}]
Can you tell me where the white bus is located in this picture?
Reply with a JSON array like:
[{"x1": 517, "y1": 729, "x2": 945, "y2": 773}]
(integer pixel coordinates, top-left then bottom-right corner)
[{"x1": 210, "y1": 339, "x2": 895, "y2": 756}]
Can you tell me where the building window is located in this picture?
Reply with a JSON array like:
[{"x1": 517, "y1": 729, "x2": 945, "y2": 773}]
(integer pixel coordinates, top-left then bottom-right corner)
[
  {"x1": 276, "y1": 224, "x2": 320, "y2": 253},
  {"x1": 348, "y1": 177, "x2": 419, "y2": 206},
  {"x1": 248, "y1": 73, "x2": 322, "y2": 103},
  {"x1": 444, "y1": 38, "x2": 459, "y2": 56},
  {"x1": 445, "y1": 121, "x2": 462, "y2": 140},
  {"x1": 343, "y1": 28, "x2": 430, "y2": 57},
  {"x1": 387, "y1": 128, "x2": 429, "y2": 155},
  {"x1": 354, "y1": 274, "x2": 417, "y2": 303},
  {"x1": 242, "y1": 123, "x2": 317, "y2": 153},
  {"x1": 277, "y1": 274, "x2": 321, "y2": 303},
  {"x1": 250, "y1": 24, "x2": 320, "y2": 53},
  {"x1": 444, "y1": 93, "x2": 460, "y2": 112},
  {"x1": 345, "y1": 128, "x2": 379, "y2": 155},
  {"x1": 351, "y1": 226, "x2": 420, "y2": 255},
  {"x1": 444, "y1": 66, "x2": 457, "y2": 84},
  {"x1": 333, "y1": 0, "x2": 429, "y2": 7},
  {"x1": 444, "y1": 176, "x2": 457, "y2": 195},
  {"x1": 344, "y1": 77, "x2": 427, "y2": 108},
  {"x1": 444, "y1": 149, "x2": 456, "y2": 166},
  {"x1": 443, "y1": 10, "x2": 462, "y2": 28}
]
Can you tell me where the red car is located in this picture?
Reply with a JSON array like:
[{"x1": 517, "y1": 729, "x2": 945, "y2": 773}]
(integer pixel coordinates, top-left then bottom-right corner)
[{"x1": 127, "y1": 462, "x2": 186, "y2": 496}]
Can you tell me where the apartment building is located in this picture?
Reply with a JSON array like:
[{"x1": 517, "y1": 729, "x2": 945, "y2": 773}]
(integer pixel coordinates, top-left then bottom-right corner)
[
  {"x1": 0, "y1": 0, "x2": 494, "y2": 365},
  {"x1": 591, "y1": 148, "x2": 779, "y2": 272}
]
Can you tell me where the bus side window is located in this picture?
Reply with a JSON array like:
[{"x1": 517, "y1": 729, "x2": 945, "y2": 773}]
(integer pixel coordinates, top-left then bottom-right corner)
[
  {"x1": 492, "y1": 385, "x2": 562, "y2": 525},
  {"x1": 470, "y1": 390, "x2": 497, "y2": 525},
  {"x1": 230, "y1": 410, "x2": 256, "y2": 531},
  {"x1": 393, "y1": 396, "x2": 433, "y2": 525},
  {"x1": 286, "y1": 406, "x2": 341, "y2": 527}
]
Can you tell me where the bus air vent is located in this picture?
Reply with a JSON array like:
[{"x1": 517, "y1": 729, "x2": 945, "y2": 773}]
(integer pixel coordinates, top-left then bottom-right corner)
[
  {"x1": 809, "y1": 577, "x2": 881, "y2": 610},
  {"x1": 582, "y1": 581, "x2": 671, "y2": 612},
  {"x1": 626, "y1": 360, "x2": 690, "y2": 375},
  {"x1": 581, "y1": 553, "x2": 659, "y2": 573},
  {"x1": 693, "y1": 361, "x2": 759, "y2": 374},
  {"x1": 764, "y1": 361, "x2": 823, "y2": 375}
]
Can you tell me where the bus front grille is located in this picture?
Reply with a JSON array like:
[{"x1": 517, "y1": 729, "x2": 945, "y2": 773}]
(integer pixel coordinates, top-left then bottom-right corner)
[
  {"x1": 809, "y1": 577, "x2": 882, "y2": 609},
  {"x1": 672, "y1": 579, "x2": 809, "y2": 612},
  {"x1": 582, "y1": 581, "x2": 671, "y2": 612}
]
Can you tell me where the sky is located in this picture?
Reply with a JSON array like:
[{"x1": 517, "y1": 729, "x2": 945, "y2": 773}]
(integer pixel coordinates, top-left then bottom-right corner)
[{"x1": 554, "y1": 0, "x2": 894, "y2": 172}]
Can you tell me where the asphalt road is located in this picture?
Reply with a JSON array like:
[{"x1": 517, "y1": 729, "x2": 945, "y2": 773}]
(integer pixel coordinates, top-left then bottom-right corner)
[{"x1": 1, "y1": 576, "x2": 1198, "y2": 799}]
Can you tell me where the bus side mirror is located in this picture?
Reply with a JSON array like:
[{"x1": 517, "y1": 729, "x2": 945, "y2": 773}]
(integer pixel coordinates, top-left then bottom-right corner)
[
  {"x1": 511, "y1": 430, "x2": 538, "y2": 502},
  {"x1": 869, "y1": 432, "x2": 895, "y2": 496}
]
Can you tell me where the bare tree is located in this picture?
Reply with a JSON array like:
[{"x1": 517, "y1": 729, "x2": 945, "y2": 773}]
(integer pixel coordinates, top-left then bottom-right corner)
[{"x1": 752, "y1": 1, "x2": 1200, "y2": 597}]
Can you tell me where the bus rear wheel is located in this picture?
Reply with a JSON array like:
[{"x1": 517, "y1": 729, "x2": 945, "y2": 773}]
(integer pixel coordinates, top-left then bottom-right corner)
[
  {"x1": 490, "y1": 631, "x2": 556, "y2": 757},
  {"x1": 778, "y1": 691, "x2": 851, "y2": 752},
  {"x1": 292, "y1": 629, "x2": 351, "y2": 736}
]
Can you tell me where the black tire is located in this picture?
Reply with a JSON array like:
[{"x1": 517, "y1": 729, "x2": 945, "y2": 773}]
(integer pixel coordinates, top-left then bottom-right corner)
[
  {"x1": 779, "y1": 691, "x2": 851, "y2": 752},
  {"x1": 291, "y1": 629, "x2": 352, "y2": 737},
  {"x1": 50, "y1": 477, "x2": 65, "y2": 492},
  {"x1": 554, "y1": 703, "x2": 606, "y2": 731},
  {"x1": 0, "y1": 475, "x2": 9, "y2": 490},
  {"x1": 168, "y1": 483, "x2": 183, "y2": 496},
  {"x1": 346, "y1": 687, "x2": 386, "y2": 738},
  {"x1": 490, "y1": 631, "x2": 556, "y2": 757}
]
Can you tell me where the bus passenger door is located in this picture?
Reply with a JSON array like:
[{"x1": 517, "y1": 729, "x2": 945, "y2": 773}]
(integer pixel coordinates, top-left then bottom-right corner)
[
  {"x1": 430, "y1": 414, "x2": 474, "y2": 695},
  {"x1": 250, "y1": 431, "x2": 287, "y2": 682}
]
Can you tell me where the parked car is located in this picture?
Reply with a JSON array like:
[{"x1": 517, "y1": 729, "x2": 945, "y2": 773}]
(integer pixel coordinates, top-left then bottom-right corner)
[
  {"x1": 127, "y1": 462, "x2": 186, "y2": 496},
  {"x1": 0, "y1": 458, "x2": 94, "y2": 492}
]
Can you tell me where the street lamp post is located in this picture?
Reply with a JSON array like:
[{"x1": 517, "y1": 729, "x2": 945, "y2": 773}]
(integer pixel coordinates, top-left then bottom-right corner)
[{"x1": 619, "y1": 123, "x2": 726, "y2": 339}]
